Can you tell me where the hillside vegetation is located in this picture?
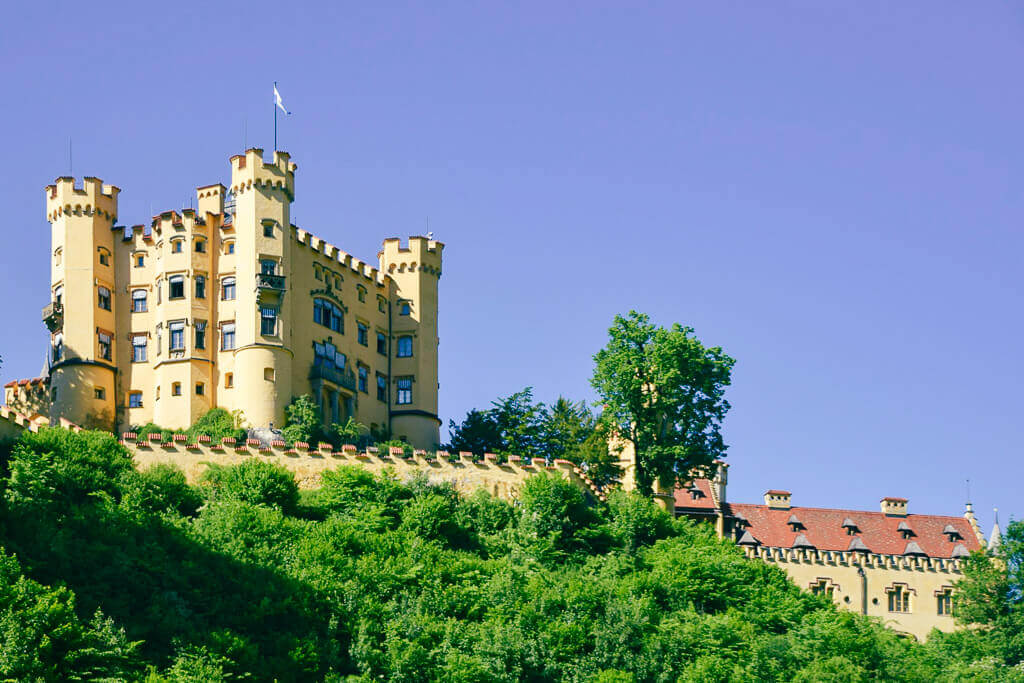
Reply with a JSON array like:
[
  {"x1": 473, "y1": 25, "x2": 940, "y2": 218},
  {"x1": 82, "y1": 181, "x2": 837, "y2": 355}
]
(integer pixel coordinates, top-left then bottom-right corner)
[{"x1": 0, "y1": 428, "x2": 1019, "y2": 681}]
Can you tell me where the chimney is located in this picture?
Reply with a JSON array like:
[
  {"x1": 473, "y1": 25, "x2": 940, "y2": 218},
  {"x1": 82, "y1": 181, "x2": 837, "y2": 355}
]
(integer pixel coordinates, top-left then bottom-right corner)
[
  {"x1": 764, "y1": 490, "x2": 791, "y2": 510},
  {"x1": 880, "y1": 497, "x2": 908, "y2": 517}
]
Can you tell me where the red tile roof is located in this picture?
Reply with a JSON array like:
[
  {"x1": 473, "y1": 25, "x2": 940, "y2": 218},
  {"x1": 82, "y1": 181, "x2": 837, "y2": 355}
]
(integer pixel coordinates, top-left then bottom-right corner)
[
  {"x1": 727, "y1": 502, "x2": 980, "y2": 559},
  {"x1": 674, "y1": 478, "x2": 982, "y2": 559}
]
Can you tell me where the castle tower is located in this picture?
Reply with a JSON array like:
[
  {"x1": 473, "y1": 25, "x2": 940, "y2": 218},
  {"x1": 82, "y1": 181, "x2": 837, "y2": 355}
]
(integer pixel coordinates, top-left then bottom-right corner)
[
  {"x1": 227, "y1": 149, "x2": 296, "y2": 429},
  {"x1": 379, "y1": 236, "x2": 443, "y2": 447},
  {"x1": 44, "y1": 177, "x2": 120, "y2": 429}
]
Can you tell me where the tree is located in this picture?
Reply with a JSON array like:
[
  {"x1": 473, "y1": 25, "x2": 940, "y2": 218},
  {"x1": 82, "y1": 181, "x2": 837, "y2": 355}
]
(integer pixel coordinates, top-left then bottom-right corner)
[
  {"x1": 591, "y1": 311, "x2": 735, "y2": 495},
  {"x1": 281, "y1": 395, "x2": 323, "y2": 445},
  {"x1": 447, "y1": 408, "x2": 502, "y2": 455},
  {"x1": 490, "y1": 388, "x2": 547, "y2": 459},
  {"x1": 187, "y1": 408, "x2": 247, "y2": 443}
]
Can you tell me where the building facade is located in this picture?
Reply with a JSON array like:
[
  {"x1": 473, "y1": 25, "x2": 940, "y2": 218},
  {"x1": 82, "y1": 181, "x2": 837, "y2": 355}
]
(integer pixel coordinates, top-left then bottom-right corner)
[
  {"x1": 12, "y1": 148, "x2": 443, "y2": 447},
  {"x1": 675, "y1": 464, "x2": 989, "y2": 641}
]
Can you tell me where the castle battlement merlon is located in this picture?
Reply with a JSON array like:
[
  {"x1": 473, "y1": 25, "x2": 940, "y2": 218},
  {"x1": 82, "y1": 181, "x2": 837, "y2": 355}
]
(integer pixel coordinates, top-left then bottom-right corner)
[
  {"x1": 747, "y1": 544, "x2": 964, "y2": 576},
  {"x1": 379, "y1": 236, "x2": 444, "y2": 276},
  {"x1": 46, "y1": 176, "x2": 119, "y2": 223},
  {"x1": 229, "y1": 148, "x2": 296, "y2": 200}
]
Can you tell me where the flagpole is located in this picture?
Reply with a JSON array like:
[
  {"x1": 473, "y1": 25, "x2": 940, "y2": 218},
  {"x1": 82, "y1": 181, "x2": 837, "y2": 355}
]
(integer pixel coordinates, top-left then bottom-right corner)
[{"x1": 273, "y1": 81, "x2": 278, "y2": 151}]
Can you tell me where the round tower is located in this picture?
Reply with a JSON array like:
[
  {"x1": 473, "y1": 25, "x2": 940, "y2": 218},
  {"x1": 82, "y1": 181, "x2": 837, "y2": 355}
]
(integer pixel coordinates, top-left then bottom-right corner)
[
  {"x1": 44, "y1": 177, "x2": 120, "y2": 429},
  {"x1": 227, "y1": 149, "x2": 296, "y2": 429}
]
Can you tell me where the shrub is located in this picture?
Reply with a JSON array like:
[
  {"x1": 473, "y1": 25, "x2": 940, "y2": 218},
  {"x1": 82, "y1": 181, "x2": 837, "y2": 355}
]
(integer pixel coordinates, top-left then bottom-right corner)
[
  {"x1": 199, "y1": 460, "x2": 299, "y2": 514},
  {"x1": 281, "y1": 395, "x2": 322, "y2": 446},
  {"x1": 186, "y1": 408, "x2": 247, "y2": 444},
  {"x1": 119, "y1": 464, "x2": 202, "y2": 517}
]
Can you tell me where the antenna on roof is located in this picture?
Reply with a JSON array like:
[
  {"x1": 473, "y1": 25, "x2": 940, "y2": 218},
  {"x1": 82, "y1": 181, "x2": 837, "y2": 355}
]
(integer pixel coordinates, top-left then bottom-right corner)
[
  {"x1": 68, "y1": 137, "x2": 73, "y2": 176},
  {"x1": 966, "y1": 478, "x2": 971, "y2": 505}
]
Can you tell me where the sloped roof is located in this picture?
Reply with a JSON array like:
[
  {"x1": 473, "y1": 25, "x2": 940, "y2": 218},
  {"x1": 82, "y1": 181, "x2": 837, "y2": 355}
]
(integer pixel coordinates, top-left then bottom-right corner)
[
  {"x1": 672, "y1": 477, "x2": 718, "y2": 511},
  {"x1": 726, "y1": 501, "x2": 981, "y2": 559}
]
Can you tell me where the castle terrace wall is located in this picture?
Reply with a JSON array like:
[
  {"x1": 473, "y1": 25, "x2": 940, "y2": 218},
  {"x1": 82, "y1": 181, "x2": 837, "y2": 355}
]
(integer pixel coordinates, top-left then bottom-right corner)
[{"x1": 123, "y1": 435, "x2": 606, "y2": 502}]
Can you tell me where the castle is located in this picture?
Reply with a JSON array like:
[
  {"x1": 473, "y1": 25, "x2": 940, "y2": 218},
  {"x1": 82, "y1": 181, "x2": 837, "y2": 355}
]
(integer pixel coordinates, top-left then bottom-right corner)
[
  {"x1": 5, "y1": 149, "x2": 443, "y2": 448},
  {"x1": 0, "y1": 150, "x2": 1000, "y2": 642}
]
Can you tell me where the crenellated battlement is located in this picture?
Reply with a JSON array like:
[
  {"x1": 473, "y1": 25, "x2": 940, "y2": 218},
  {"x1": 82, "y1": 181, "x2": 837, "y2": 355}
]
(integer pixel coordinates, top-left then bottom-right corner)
[
  {"x1": 46, "y1": 176, "x2": 119, "y2": 223},
  {"x1": 229, "y1": 148, "x2": 296, "y2": 201},
  {"x1": 745, "y1": 544, "x2": 965, "y2": 576},
  {"x1": 379, "y1": 236, "x2": 444, "y2": 277},
  {"x1": 294, "y1": 228, "x2": 388, "y2": 285},
  {"x1": 123, "y1": 433, "x2": 606, "y2": 502}
]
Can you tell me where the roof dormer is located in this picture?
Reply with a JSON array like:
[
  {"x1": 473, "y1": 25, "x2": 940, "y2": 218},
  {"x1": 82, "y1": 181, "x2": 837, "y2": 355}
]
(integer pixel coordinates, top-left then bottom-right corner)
[
  {"x1": 841, "y1": 517, "x2": 860, "y2": 535},
  {"x1": 787, "y1": 514, "x2": 805, "y2": 532},
  {"x1": 897, "y1": 521, "x2": 916, "y2": 539},
  {"x1": 942, "y1": 524, "x2": 963, "y2": 542}
]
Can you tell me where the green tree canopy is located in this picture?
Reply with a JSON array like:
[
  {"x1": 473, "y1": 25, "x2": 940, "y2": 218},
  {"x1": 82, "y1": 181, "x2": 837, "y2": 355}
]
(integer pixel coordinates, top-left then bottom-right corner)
[{"x1": 591, "y1": 311, "x2": 736, "y2": 495}]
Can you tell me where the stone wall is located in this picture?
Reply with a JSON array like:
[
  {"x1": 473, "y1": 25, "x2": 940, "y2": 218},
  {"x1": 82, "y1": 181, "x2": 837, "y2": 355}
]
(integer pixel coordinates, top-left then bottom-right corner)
[{"x1": 124, "y1": 434, "x2": 606, "y2": 503}]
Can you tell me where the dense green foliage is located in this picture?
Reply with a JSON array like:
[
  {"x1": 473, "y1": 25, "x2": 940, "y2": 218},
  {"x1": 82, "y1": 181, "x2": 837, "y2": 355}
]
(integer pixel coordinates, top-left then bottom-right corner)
[
  {"x1": 0, "y1": 427, "x2": 1019, "y2": 680},
  {"x1": 447, "y1": 388, "x2": 621, "y2": 484},
  {"x1": 591, "y1": 311, "x2": 736, "y2": 495}
]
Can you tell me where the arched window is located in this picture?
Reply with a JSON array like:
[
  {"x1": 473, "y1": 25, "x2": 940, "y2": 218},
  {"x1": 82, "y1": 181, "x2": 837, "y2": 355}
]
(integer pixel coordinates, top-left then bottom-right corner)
[
  {"x1": 52, "y1": 333, "x2": 64, "y2": 363},
  {"x1": 171, "y1": 239, "x2": 184, "y2": 254},
  {"x1": 53, "y1": 286, "x2": 63, "y2": 306},
  {"x1": 97, "y1": 286, "x2": 111, "y2": 311},
  {"x1": 195, "y1": 238, "x2": 206, "y2": 253},
  {"x1": 132, "y1": 289, "x2": 147, "y2": 313},
  {"x1": 313, "y1": 298, "x2": 344, "y2": 332},
  {"x1": 397, "y1": 335, "x2": 413, "y2": 358},
  {"x1": 221, "y1": 277, "x2": 236, "y2": 300}
]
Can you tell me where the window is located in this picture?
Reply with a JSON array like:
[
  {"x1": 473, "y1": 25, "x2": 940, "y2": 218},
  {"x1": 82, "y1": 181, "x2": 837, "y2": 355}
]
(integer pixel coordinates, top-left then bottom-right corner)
[
  {"x1": 195, "y1": 239, "x2": 206, "y2": 253},
  {"x1": 132, "y1": 289, "x2": 147, "y2": 312},
  {"x1": 222, "y1": 277, "x2": 236, "y2": 300},
  {"x1": 357, "y1": 366, "x2": 368, "y2": 393},
  {"x1": 195, "y1": 275, "x2": 206, "y2": 299},
  {"x1": 54, "y1": 286, "x2": 63, "y2": 306},
  {"x1": 52, "y1": 334, "x2": 63, "y2": 362},
  {"x1": 54, "y1": 248, "x2": 62, "y2": 266},
  {"x1": 172, "y1": 382, "x2": 182, "y2": 396},
  {"x1": 264, "y1": 223, "x2": 275, "y2": 237},
  {"x1": 135, "y1": 254, "x2": 144, "y2": 267},
  {"x1": 169, "y1": 321, "x2": 185, "y2": 351},
  {"x1": 314, "y1": 267, "x2": 322, "y2": 281},
  {"x1": 937, "y1": 589, "x2": 953, "y2": 616},
  {"x1": 132, "y1": 335, "x2": 147, "y2": 363},
  {"x1": 98, "y1": 332, "x2": 111, "y2": 361},
  {"x1": 378, "y1": 296, "x2": 387, "y2": 313},
  {"x1": 397, "y1": 336, "x2": 413, "y2": 358},
  {"x1": 887, "y1": 585, "x2": 912, "y2": 613},
  {"x1": 261, "y1": 307, "x2": 277, "y2": 336},
  {"x1": 399, "y1": 301, "x2": 411, "y2": 316},
  {"x1": 334, "y1": 276, "x2": 341, "y2": 289},
  {"x1": 376, "y1": 332, "x2": 387, "y2": 355},
  {"x1": 396, "y1": 376, "x2": 413, "y2": 405},
  {"x1": 195, "y1": 382, "x2": 205, "y2": 396},
  {"x1": 221, "y1": 323, "x2": 236, "y2": 350},
  {"x1": 357, "y1": 285, "x2": 367, "y2": 303},
  {"x1": 261, "y1": 259, "x2": 276, "y2": 275},
  {"x1": 169, "y1": 275, "x2": 185, "y2": 300},
  {"x1": 376, "y1": 373, "x2": 387, "y2": 402},
  {"x1": 172, "y1": 239, "x2": 183, "y2": 253},
  {"x1": 225, "y1": 241, "x2": 235, "y2": 255},
  {"x1": 155, "y1": 386, "x2": 160, "y2": 401},
  {"x1": 810, "y1": 580, "x2": 834, "y2": 598},
  {"x1": 195, "y1": 321, "x2": 206, "y2": 350},
  {"x1": 313, "y1": 299, "x2": 344, "y2": 332},
  {"x1": 225, "y1": 373, "x2": 234, "y2": 388},
  {"x1": 98, "y1": 286, "x2": 111, "y2": 311},
  {"x1": 99, "y1": 251, "x2": 109, "y2": 266},
  {"x1": 128, "y1": 391, "x2": 143, "y2": 408},
  {"x1": 94, "y1": 386, "x2": 105, "y2": 400},
  {"x1": 357, "y1": 322, "x2": 368, "y2": 346},
  {"x1": 314, "y1": 341, "x2": 347, "y2": 372},
  {"x1": 264, "y1": 367, "x2": 275, "y2": 382}
]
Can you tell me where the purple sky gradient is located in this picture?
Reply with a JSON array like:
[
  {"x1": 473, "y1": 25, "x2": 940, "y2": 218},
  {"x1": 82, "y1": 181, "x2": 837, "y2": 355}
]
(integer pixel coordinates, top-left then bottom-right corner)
[{"x1": 1, "y1": 2, "x2": 1020, "y2": 532}]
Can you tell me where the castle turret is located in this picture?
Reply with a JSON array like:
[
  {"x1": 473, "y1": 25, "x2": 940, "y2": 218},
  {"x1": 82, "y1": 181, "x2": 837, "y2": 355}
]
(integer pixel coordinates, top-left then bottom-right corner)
[
  {"x1": 226, "y1": 149, "x2": 296, "y2": 428},
  {"x1": 44, "y1": 176, "x2": 120, "y2": 429},
  {"x1": 379, "y1": 236, "x2": 443, "y2": 447}
]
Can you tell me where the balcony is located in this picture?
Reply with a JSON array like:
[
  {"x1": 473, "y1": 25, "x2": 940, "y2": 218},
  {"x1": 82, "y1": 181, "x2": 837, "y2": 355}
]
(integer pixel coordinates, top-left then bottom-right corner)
[
  {"x1": 257, "y1": 273, "x2": 286, "y2": 291},
  {"x1": 42, "y1": 302, "x2": 63, "y2": 332},
  {"x1": 309, "y1": 362, "x2": 356, "y2": 392}
]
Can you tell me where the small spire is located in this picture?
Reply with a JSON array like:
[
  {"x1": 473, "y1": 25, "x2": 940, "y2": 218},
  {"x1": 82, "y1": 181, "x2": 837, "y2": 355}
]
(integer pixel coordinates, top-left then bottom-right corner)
[{"x1": 989, "y1": 507, "x2": 1002, "y2": 554}]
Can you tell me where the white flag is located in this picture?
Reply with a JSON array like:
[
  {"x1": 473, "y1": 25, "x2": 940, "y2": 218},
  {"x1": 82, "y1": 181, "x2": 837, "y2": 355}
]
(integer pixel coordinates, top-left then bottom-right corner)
[{"x1": 274, "y1": 84, "x2": 291, "y2": 115}]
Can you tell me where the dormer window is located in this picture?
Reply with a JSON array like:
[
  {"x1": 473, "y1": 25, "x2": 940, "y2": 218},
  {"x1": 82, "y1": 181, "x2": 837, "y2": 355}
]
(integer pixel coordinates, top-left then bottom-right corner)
[
  {"x1": 942, "y1": 524, "x2": 963, "y2": 542},
  {"x1": 841, "y1": 517, "x2": 860, "y2": 535},
  {"x1": 787, "y1": 514, "x2": 805, "y2": 532},
  {"x1": 897, "y1": 521, "x2": 916, "y2": 540},
  {"x1": 688, "y1": 484, "x2": 705, "y2": 501}
]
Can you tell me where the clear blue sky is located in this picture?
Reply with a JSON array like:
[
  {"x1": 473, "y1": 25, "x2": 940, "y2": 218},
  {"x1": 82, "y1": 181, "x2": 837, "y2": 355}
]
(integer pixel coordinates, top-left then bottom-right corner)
[{"x1": 1, "y1": 2, "x2": 1020, "y2": 533}]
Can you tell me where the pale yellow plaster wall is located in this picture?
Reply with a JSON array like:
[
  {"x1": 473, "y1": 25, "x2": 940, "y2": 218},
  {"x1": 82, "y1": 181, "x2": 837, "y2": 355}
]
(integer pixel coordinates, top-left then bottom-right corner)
[{"x1": 747, "y1": 546, "x2": 963, "y2": 641}]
